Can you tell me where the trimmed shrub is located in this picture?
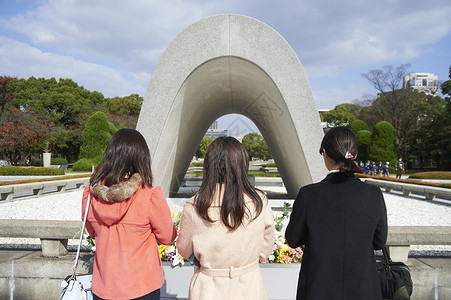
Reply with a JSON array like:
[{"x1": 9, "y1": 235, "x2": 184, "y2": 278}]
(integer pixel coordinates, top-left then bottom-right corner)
[
  {"x1": 349, "y1": 120, "x2": 368, "y2": 134},
  {"x1": 78, "y1": 112, "x2": 117, "y2": 160},
  {"x1": 72, "y1": 158, "x2": 98, "y2": 172},
  {"x1": 409, "y1": 171, "x2": 451, "y2": 180},
  {"x1": 0, "y1": 166, "x2": 65, "y2": 176},
  {"x1": 29, "y1": 159, "x2": 43, "y2": 167},
  {"x1": 51, "y1": 157, "x2": 68, "y2": 165},
  {"x1": 190, "y1": 162, "x2": 203, "y2": 167},
  {"x1": 355, "y1": 130, "x2": 372, "y2": 162},
  {"x1": 262, "y1": 163, "x2": 277, "y2": 168},
  {"x1": 368, "y1": 121, "x2": 397, "y2": 165}
]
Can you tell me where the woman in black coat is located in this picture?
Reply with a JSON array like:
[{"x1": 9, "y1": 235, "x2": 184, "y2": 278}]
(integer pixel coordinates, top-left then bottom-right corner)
[{"x1": 285, "y1": 127, "x2": 387, "y2": 300}]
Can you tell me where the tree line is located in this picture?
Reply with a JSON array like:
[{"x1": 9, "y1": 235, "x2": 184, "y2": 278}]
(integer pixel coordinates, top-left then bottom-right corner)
[
  {"x1": 322, "y1": 65, "x2": 451, "y2": 170},
  {"x1": 0, "y1": 76, "x2": 142, "y2": 165},
  {"x1": 1, "y1": 64, "x2": 450, "y2": 170}
]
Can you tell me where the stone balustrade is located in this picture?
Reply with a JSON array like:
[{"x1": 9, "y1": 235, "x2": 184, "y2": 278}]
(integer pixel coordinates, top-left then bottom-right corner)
[
  {"x1": 1, "y1": 217, "x2": 450, "y2": 262},
  {"x1": 0, "y1": 177, "x2": 89, "y2": 201},
  {"x1": 362, "y1": 178, "x2": 451, "y2": 201}
]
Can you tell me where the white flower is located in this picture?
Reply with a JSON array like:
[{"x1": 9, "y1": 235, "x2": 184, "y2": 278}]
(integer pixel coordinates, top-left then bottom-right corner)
[
  {"x1": 171, "y1": 250, "x2": 185, "y2": 268},
  {"x1": 166, "y1": 245, "x2": 175, "y2": 253}
]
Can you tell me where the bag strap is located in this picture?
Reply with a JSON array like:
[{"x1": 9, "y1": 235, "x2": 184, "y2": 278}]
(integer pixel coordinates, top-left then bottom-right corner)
[
  {"x1": 72, "y1": 190, "x2": 92, "y2": 274},
  {"x1": 382, "y1": 246, "x2": 393, "y2": 280}
]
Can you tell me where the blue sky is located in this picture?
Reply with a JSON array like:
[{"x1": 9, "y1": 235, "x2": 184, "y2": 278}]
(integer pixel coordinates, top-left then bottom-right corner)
[{"x1": 1, "y1": 0, "x2": 450, "y2": 133}]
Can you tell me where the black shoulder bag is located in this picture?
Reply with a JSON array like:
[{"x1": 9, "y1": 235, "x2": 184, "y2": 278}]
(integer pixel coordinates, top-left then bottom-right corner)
[{"x1": 377, "y1": 246, "x2": 413, "y2": 300}]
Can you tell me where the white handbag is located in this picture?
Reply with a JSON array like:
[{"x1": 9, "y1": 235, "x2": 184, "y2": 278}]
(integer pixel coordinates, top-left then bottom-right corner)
[{"x1": 59, "y1": 192, "x2": 93, "y2": 300}]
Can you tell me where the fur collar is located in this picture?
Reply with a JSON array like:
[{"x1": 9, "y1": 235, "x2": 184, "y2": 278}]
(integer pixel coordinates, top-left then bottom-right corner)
[{"x1": 91, "y1": 173, "x2": 142, "y2": 202}]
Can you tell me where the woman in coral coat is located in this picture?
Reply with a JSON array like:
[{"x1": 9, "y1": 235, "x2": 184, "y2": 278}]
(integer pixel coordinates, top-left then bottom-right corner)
[
  {"x1": 177, "y1": 136, "x2": 275, "y2": 300},
  {"x1": 285, "y1": 127, "x2": 387, "y2": 300},
  {"x1": 82, "y1": 129, "x2": 177, "y2": 300}
]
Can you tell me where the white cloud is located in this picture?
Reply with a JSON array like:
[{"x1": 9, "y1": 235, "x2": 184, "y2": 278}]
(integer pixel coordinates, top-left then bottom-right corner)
[
  {"x1": 0, "y1": 36, "x2": 144, "y2": 97},
  {"x1": 0, "y1": 0, "x2": 450, "y2": 104}
]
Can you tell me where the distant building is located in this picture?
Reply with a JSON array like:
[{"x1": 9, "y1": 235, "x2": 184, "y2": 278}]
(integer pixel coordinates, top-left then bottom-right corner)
[
  {"x1": 403, "y1": 73, "x2": 439, "y2": 95},
  {"x1": 205, "y1": 121, "x2": 229, "y2": 140}
]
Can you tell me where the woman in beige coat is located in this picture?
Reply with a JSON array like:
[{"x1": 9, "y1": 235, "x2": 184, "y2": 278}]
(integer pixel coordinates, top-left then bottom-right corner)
[{"x1": 177, "y1": 137, "x2": 275, "y2": 300}]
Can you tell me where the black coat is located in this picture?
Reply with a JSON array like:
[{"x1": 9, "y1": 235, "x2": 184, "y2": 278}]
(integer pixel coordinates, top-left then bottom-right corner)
[{"x1": 285, "y1": 172, "x2": 387, "y2": 300}]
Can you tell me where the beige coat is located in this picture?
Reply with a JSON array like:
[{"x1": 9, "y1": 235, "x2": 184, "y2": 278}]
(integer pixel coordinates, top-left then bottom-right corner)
[{"x1": 177, "y1": 188, "x2": 275, "y2": 300}]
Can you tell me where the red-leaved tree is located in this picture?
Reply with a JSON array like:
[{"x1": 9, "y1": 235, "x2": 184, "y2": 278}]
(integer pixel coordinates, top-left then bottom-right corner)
[{"x1": 0, "y1": 108, "x2": 52, "y2": 165}]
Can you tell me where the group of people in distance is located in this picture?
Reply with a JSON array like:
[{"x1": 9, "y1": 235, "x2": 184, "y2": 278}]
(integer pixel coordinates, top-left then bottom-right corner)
[
  {"x1": 360, "y1": 160, "x2": 390, "y2": 177},
  {"x1": 82, "y1": 126, "x2": 388, "y2": 300}
]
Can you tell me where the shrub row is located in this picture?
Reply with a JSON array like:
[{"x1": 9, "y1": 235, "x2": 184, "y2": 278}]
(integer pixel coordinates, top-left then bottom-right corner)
[
  {"x1": 261, "y1": 163, "x2": 277, "y2": 168},
  {"x1": 72, "y1": 158, "x2": 98, "y2": 172},
  {"x1": 0, "y1": 166, "x2": 65, "y2": 176},
  {"x1": 0, "y1": 174, "x2": 91, "y2": 186},
  {"x1": 408, "y1": 171, "x2": 451, "y2": 180},
  {"x1": 190, "y1": 162, "x2": 203, "y2": 167},
  {"x1": 357, "y1": 173, "x2": 451, "y2": 189}
]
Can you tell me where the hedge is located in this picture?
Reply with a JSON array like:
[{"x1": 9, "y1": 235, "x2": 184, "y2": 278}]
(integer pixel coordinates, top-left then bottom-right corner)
[
  {"x1": 408, "y1": 172, "x2": 451, "y2": 180},
  {"x1": 0, "y1": 174, "x2": 91, "y2": 186},
  {"x1": 0, "y1": 166, "x2": 65, "y2": 176},
  {"x1": 357, "y1": 173, "x2": 451, "y2": 189},
  {"x1": 51, "y1": 157, "x2": 68, "y2": 165}
]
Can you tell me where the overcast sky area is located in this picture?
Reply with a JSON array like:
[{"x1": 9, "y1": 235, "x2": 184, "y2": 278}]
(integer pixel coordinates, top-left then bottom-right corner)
[{"x1": 1, "y1": 0, "x2": 451, "y2": 133}]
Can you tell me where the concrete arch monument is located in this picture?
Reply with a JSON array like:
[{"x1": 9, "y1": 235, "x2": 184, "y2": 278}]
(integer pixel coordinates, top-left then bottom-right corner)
[{"x1": 137, "y1": 14, "x2": 327, "y2": 197}]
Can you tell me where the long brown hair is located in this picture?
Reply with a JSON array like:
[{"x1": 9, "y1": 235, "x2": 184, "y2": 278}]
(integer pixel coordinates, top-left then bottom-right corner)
[
  {"x1": 195, "y1": 136, "x2": 263, "y2": 231},
  {"x1": 90, "y1": 129, "x2": 153, "y2": 187}
]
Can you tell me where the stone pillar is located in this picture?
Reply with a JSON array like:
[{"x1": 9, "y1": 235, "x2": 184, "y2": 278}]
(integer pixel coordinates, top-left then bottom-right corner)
[{"x1": 43, "y1": 152, "x2": 51, "y2": 167}]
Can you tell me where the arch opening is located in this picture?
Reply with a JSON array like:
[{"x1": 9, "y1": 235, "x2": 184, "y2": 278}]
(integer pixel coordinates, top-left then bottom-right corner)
[{"x1": 136, "y1": 14, "x2": 326, "y2": 198}]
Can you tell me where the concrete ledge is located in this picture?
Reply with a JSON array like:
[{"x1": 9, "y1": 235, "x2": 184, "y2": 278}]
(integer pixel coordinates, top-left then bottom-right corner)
[
  {"x1": 0, "y1": 251, "x2": 449, "y2": 300},
  {"x1": 0, "y1": 177, "x2": 89, "y2": 201},
  {"x1": 386, "y1": 226, "x2": 451, "y2": 262},
  {"x1": 363, "y1": 178, "x2": 451, "y2": 201},
  {"x1": 0, "y1": 219, "x2": 82, "y2": 257},
  {"x1": 0, "y1": 250, "x2": 92, "y2": 299}
]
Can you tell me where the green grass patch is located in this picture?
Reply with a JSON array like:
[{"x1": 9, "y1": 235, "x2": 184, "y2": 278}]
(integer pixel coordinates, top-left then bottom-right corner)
[
  {"x1": 408, "y1": 171, "x2": 451, "y2": 180},
  {"x1": 186, "y1": 171, "x2": 203, "y2": 177},
  {"x1": 189, "y1": 162, "x2": 203, "y2": 167},
  {"x1": 248, "y1": 171, "x2": 281, "y2": 177},
  {"x1": 260, "y1": 163, "x2": 277, "y2": 168}
]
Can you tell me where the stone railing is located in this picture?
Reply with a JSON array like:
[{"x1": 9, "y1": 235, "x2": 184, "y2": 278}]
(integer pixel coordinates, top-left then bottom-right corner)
[
  {"x1": 386, "y1": 226, "x2": 451, "y2": 262},
  {"x1": 362, "y1": 178, "x2": 451, "y2": 201},
  {"x1": 1, "y1": 218, "x2": 449, "y2": 262},
  {"x1": 0, "y1": 177, "x2": 89, "y2": 201},
  {"x1": 0, "y1": 219, "x2": 82, "y2": 257}
]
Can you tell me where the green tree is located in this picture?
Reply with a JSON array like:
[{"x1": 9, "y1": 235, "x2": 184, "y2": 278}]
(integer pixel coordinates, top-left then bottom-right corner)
[
  {"x1": 242, "y1": 133, "x2": 271, "y2": 160},
  {"x1": 368, "y1": 121, "x2": 397, "y2": 165},
  {"x1": 349, "y1": 119, "x2": 368, "y2": 134},
  {"x1": 410, "y1": 65, "x2": 451, "y2": 169},
  {"x1": 355, "y1": 130, "x2": 372, "y2": 162},
  {"x1": 5, "y1": 77, "x2": 106, "y2": 161},
  {"x1": 321, "y1": 103, "x2": 361, "y2": 127},
  {"x1": 195, "y1": 137, "x2": 213, "y2": 158},
  {"x1": 78, "y1": 111, "x2": 117, "y2": 164},
  {"x1": 106, "y1": 94, "x2": 142, "y2": 115},
  {"x1": 362, "y1": 64, "x2": 444, "y2": 161},
  {"x1": 440, "y1": 65, "x2": 451, "y2": 101}
]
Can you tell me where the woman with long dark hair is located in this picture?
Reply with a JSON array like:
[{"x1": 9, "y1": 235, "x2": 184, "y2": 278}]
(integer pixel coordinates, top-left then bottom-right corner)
[
  {"x1": 82, "y1": 128, "x2": 177, "y2": 300},
  {"x1": 177, "y1": 136, "x2": 275, "y2": 299},
  {"x1": 285, "y1": 127, "x2": 387, "y2": 300}
]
